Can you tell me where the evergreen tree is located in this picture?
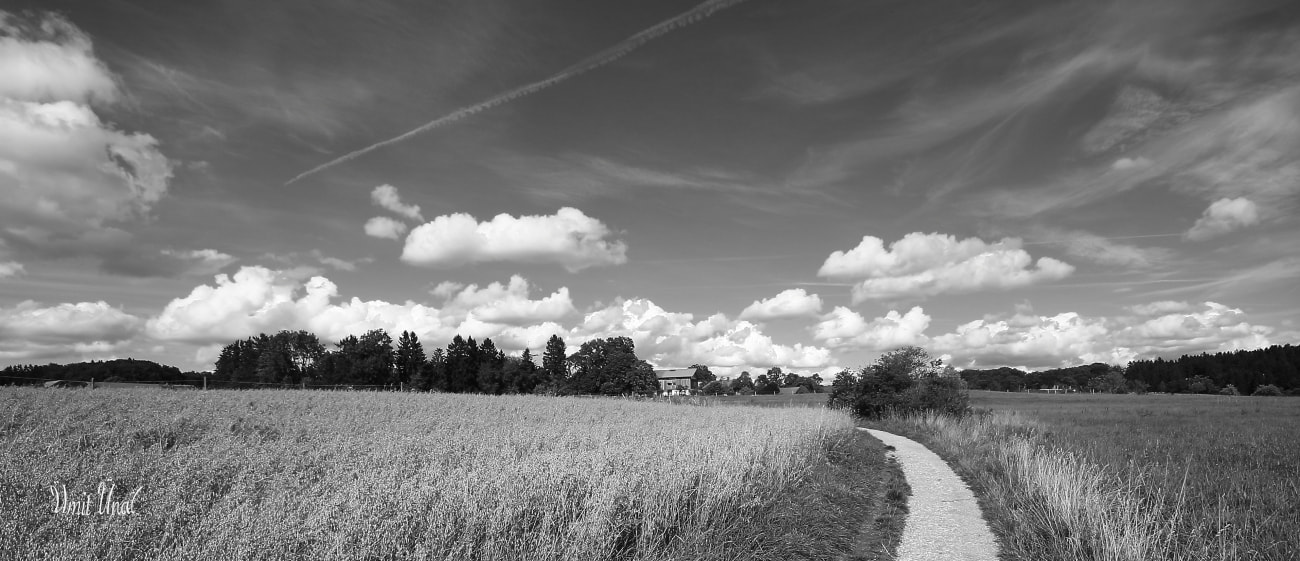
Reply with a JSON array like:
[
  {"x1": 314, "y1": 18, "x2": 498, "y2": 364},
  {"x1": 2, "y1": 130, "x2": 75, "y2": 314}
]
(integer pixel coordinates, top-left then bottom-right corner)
[
  {"x1": 541, "y1": 334, "x2": 568, "y2": 390},
  {"x1": 394, "y1": 331, "x2": 426, "y2": 387}
]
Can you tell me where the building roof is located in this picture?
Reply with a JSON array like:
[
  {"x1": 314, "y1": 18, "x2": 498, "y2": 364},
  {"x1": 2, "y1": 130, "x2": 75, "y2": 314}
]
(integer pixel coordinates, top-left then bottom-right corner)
[{"x1": 654, "y1": 368, "x2": 697, "y2": 380}]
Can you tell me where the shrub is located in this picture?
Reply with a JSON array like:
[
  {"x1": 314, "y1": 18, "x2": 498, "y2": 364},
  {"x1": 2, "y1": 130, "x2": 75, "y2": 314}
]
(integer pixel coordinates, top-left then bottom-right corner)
[
  {"x1": 1220, "y1": 384, "x2": 1240, "y2": 396},
  {"x1": 829, "y1": 346, "x2": 970, "y2": 419},
  {"x1": 1253, "y1": 384, "x2": 1283, "y2": 396}
]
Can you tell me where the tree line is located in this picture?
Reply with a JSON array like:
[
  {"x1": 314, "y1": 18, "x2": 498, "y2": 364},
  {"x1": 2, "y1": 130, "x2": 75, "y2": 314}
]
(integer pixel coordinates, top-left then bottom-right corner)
[
  {"x1": 211, "y1": 329, "x2": 666, "y2": 396},
  {"x1": 1, "y1": 358, "x2": 198, "y2": 384},
  {"x1": 960, "y1": 344, "x2": 1299, "y2": 395}
]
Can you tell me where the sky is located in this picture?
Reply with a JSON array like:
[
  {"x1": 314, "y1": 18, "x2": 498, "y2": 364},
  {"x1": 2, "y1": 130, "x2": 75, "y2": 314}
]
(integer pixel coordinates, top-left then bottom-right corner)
[{"x1": 1, "y1": 0, "x2": 1298, "y2": 375}]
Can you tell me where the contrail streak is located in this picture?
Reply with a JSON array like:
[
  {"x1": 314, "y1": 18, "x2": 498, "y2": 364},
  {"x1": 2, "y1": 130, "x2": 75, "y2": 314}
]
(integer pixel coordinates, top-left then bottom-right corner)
[{"x1": 286, "y1": 0, "x2": 751, "y2": 186}]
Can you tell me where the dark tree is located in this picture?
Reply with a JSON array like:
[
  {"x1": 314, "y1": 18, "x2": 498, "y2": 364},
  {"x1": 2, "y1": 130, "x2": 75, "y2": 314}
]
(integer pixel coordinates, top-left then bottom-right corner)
[
  {"x1": 691, "y1": 364, "x2": 716, "y2": 386},
  {"x1": 830, "y1": 346, "x2": 969, "y2": 418},
  {"x1": 394, "y1": 331, "x2": 426, "y2": 387},
  {"x1": 476, "y1": 338, "x2": 507, "y2": 394},
  {"x1": 729, "y1": 371, "x2": 755, "y2": 394},
  {"x1": 567, "y1": 336, "x2": 657, "y2": 395},
  {"x1": 541, "y1": 334, "x2": 568, "y2": 390}
]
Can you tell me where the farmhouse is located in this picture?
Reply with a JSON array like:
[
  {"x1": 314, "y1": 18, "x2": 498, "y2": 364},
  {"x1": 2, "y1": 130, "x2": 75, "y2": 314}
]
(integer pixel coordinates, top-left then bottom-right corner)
[{"x1": 655, "y1": 368, "x2": 697, "y2": 395}]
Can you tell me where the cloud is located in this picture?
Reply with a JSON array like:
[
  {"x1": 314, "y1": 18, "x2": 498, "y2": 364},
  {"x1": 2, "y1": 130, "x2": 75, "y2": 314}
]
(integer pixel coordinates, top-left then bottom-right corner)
[
  {"x1": 0, "y1": 12, "x2": 118, "y2": 104},
  {"x1": 364, "y1": 216, "x2": 408, "y2": 240},
  {"x1": 975, "y1": 86, "x2": 1300, "y2": 220},
  {"x1": 436, "y1": 276, "x2": 576, "y2": 325},
  {"x1": 1026, "y1": 227, "x2": 1170, "y2": 268},
  {"x1": 932, "y1": 311, "x2": 1120, "y2": 369},
  {"x1": 0, "y1": 260, "x2": 23, "y2": 277},
  {"x1": 401, "y1": 207, "x2": 627, "y2": 272},
  {"x1": 573, "y1": 298, "x2": 833, "y2": 373},
  {"x1": 818, "y1": 232, "x2": 1073, "y2": 302},
  {"x1": 429, "y1": 281, "x2": 464, "y2": 300},
  {"x1": 1116, "y1": 301, "x2": 1272, "y2": 357},
  {"x1": 370, "y1": 184, "x2": 423, "y2": 221},
  {"x1": 309, "y1": 249, "x2": 357, "y2": 272},
  {"x1": 160, "y1": 248, "x2": 237, "y2": 276},
  {"x1": 142, "y1": 266, "x2": 829, "y2": 374},
  {"x1": 1126, "y1": 301, "x2": 1190, "y2": 316},
  {"x1": 812, "y1": 306, "x2": 931, "y2": 350},
  {"x1": 0, "y1": 11, "x2": 172, "y2": 259},
  {"x1": 1110, "y1": 157, "x2": 1152, "y2": 171},
  {"x1": 0, "y1": 300, "x2": 142, "y2": 344},
  {"x1": 932, "y1": 301, "x2": 1273, "y2": 369},
  {"x1": 1185, "y1": 197, "x2": 1260, "y2": 241},
  {"x1": 738, "y1": 288, "x2": 823, "y2": 320},
  {"x1": 147, "y1": 267, "x2": 572, "y2": 346},
  {"x1": 284, "y1": 0, "x2": 755, "y2": 185},
  {"x1": 96, "y1": 247, "x2": 237, "y2": 278}
]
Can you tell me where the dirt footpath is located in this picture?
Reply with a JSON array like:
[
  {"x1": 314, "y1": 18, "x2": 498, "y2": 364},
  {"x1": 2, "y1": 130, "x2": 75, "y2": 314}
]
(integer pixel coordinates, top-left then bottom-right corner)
[{"x1": 859, "y1": 428, "x2": 1000, "y2": 561}]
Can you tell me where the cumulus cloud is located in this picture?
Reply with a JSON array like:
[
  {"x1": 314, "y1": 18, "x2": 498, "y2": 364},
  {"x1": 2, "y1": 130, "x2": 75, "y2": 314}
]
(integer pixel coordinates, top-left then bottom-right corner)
[
  {"x1": 932, "y1": 312, "x2": 1118, "y2": 369},
  {"x1": 812, "y1": 306, "x2": 931, "y2": 350},
  {"x1": 0, "y1": 12, "x2": 118, "y2": 104},
  {"x1": 1185, "y1": 197, "x2": 1260, "y2": 241},
  {"x1": 0, "y1": 260, "x2": 23, "y2": 277},
  {"x1": 932, "y1": 301, "x2": 1273, "y2": 369},
  {"x1": 370, "y1": 184, "x2": 423, "y2": 221},
  {"x1": 146, "y1": 267, "x2": 441, "y2": 344},
  {"x1": 142, "y1": 266, "x2": 828, "y2": 374},
  {"x1": 738, "y1": 288, "x2": 823, "y2": 320},
  {"x1": 147, "y1": 267, "x2": 576, "y2": 347},
  {"x1": 0, "y1": 300, "x2": 142, "y2": 344},
  {"x1": 573, "y1": 298, "x2": 833, "y2": 373},
  {"x1": 364, "y1": 216, "x2": 408, "y2": 240},
  {"x1": 402, "y1": 207, "x2": 628, "y2": 272},
  {"x1": 1116, "y1": 301, "x2": 1271, "y2": 356},
  {"x1": 0, "y1": 11, "x2": 172, "y2": 257},
  {"x1": 436, "y1": 276, "x2": 576, "y2": 325},
  {"x1": 818, "y1": 232, "x2": 1073, "y2": 302}
]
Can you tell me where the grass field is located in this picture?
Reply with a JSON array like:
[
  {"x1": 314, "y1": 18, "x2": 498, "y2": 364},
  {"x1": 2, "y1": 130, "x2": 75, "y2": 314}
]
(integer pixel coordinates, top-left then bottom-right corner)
[
  {"x1": 871, "y1": 390, "x2": 1300, "y2": 561},
  {"x1": 0, "y1": 387, "x2": 894, "y2": 561},
  {"x1": 663, "y1": 393, "x2": 830, "y2": 408}
]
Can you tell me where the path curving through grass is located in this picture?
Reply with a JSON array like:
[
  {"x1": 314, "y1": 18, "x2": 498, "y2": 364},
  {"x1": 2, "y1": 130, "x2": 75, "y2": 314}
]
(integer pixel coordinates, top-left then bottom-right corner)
[{"x1": 859, "y1": 428, "x2": 999, "y2": 561}]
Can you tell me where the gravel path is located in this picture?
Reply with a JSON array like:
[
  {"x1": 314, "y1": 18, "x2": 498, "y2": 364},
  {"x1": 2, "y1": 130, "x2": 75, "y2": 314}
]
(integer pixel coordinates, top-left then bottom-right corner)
[{"x1": 860, "y1": 428, "x2": 1000, "y2": 561}]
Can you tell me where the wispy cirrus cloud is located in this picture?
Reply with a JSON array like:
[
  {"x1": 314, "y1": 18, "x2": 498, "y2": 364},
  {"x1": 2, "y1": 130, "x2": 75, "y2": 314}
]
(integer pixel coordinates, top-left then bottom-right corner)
[
  {"x1": 1021, "y1": 226, "x2": 1174, "y2": 269},
  {"x1": 285, "y1": 0, "x2": 757, "y2": 185}
]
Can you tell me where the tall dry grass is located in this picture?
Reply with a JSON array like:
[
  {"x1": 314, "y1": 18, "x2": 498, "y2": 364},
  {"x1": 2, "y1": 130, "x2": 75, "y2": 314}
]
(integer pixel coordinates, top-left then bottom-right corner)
[
  {"x1": 0, "y1": 387, "x2": 855, "y2": 560},
  {"x1": 873, "y1": 393, "x2": 1300, "y2": 561}
]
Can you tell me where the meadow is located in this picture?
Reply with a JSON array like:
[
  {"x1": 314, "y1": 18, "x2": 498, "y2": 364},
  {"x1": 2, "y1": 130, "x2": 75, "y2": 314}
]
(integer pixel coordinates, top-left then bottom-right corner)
[
  {"x1": 0, "y1": 387, "x2": 896, "y2": 561},
  {"x1": 871, "y1": 390, "x2": 1300, "y2": 561}
]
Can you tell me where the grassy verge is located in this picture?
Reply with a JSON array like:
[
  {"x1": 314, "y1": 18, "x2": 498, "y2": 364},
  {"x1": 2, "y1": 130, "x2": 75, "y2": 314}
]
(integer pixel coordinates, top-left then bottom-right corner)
[
  {"x1": 868, "y1": 392, "x2": 1300, "y2": 561},
  {"x1": 759, "y1": 428, "x2": 910, "y2": 561},
  {"x1": 0, "y1": 387, "x2": 893, "y2": 560}
]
